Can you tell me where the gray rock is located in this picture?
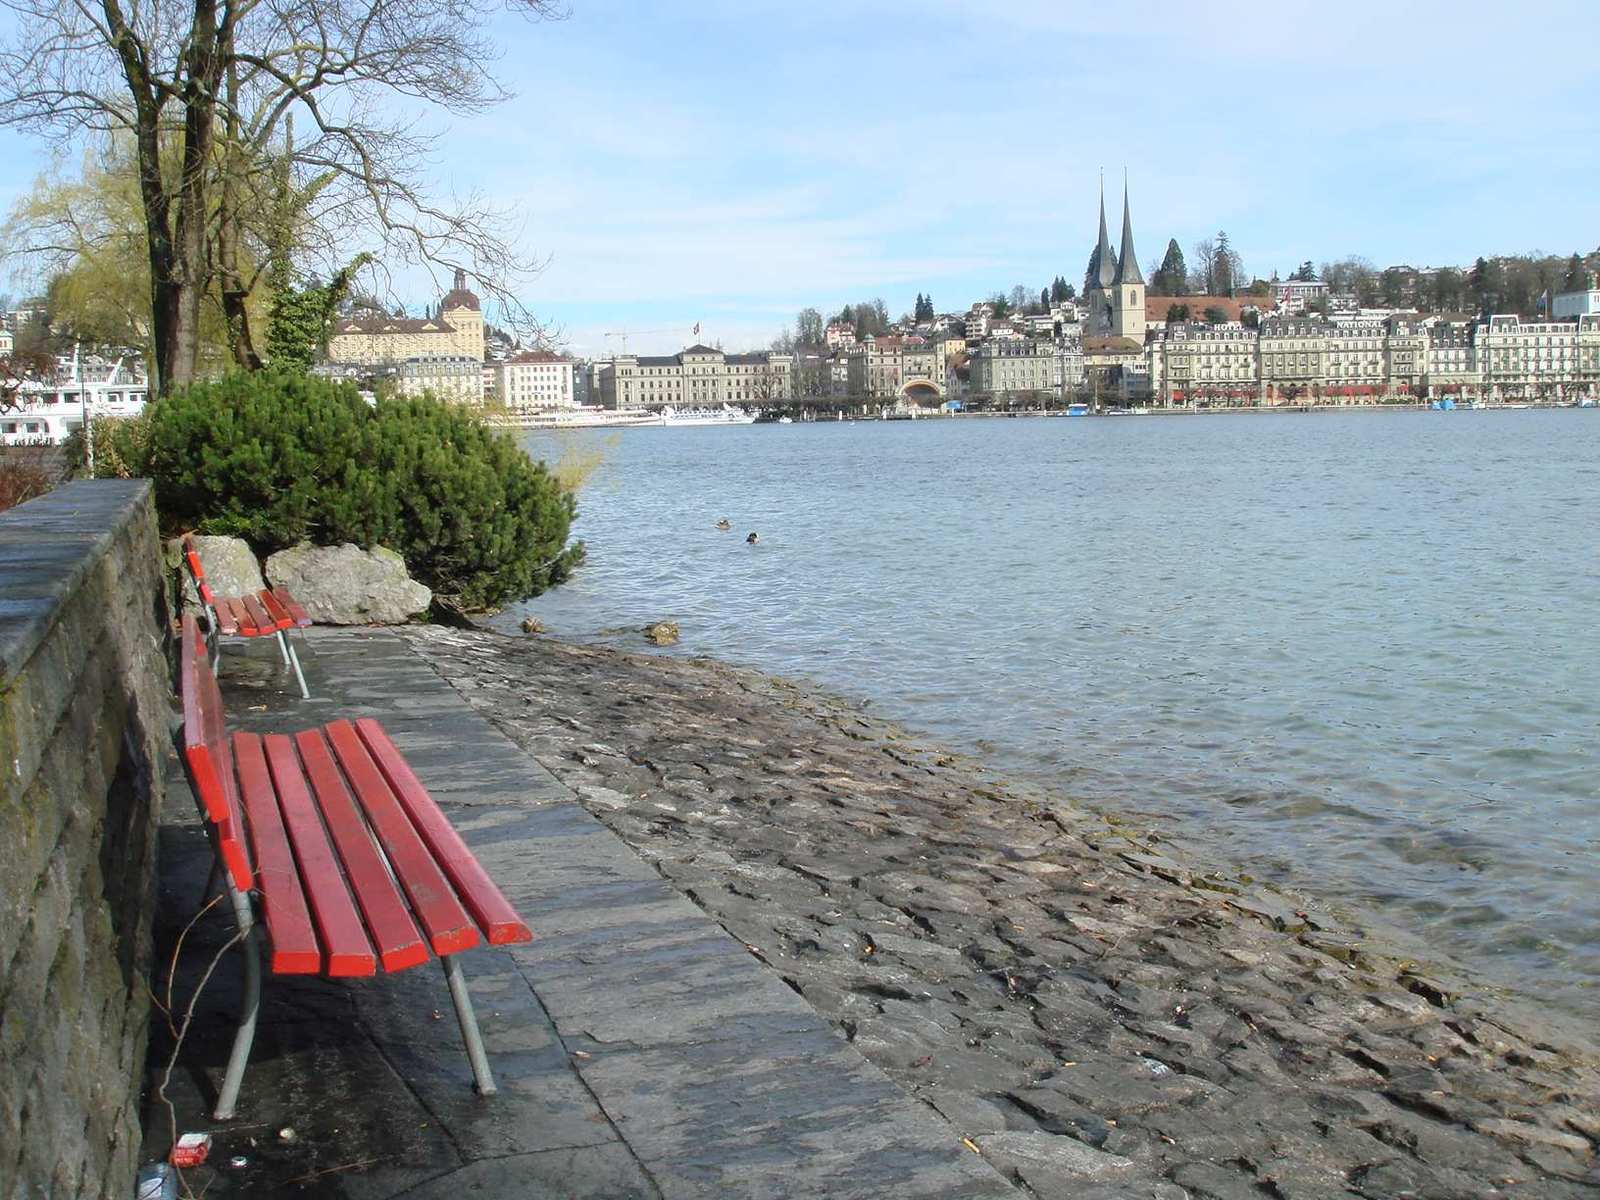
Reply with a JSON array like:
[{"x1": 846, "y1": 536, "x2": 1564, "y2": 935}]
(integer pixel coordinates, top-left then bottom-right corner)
[
  {"x1": 974, "y1": 1131, "x2": 1137, "y2": 1193},
  {"x1": 921, "y1": 1087, "x2": 1010, "y2": 1136},
  {"x1": 265, "y1": 542, "x2": 430, "y2": 624},
  {"x1": 168, "y1": 533, "x2": 264, "y2": 611},
  {"x1": 1471, "y1": 1117, "x2": 1591, "y2": 1154}
]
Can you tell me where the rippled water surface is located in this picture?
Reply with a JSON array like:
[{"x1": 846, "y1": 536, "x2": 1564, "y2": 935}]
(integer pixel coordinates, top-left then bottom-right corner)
[{"x1": 505, "y1": 411, "x2": 1600, "y2": 1014}]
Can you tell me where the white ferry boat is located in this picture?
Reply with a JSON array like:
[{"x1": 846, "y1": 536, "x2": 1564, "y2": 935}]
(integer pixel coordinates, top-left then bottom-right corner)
[
  {"x1": 512, "y1": 405, "x2": 659, "y2": 430},
  {"x1": 1, "y1": 358, "x2": 148, "y2": 446},
  {"x1": 656, "y1": 404, "x2": 757, "y2": 427}
]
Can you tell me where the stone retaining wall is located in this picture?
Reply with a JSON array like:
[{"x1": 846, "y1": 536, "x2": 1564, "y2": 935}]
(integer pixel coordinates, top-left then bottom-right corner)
[{"x1": 0, "y1": 481, "x2": 171, "y2": 1199}]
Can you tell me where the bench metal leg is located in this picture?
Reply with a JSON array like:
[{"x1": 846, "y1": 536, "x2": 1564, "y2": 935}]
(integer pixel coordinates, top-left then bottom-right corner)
[
  {"x1": 441, "y1": 954, "x2": 496, "y2": 1097},
  {"x1": 278, "y1": 630, "x2": 310, "y2": 700},
  {"x1": 215, "y1": 889, "x2": 262, "y2": 1120}
]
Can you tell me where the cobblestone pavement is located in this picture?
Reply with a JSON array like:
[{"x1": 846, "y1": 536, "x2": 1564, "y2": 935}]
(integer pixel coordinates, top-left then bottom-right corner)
[
  {"x1": 402, "y1": 624, "x2": 1600, "y2": 1200},
  {"x1": 142, "y1": 628, "x2": 1015, "y2": 1198}
]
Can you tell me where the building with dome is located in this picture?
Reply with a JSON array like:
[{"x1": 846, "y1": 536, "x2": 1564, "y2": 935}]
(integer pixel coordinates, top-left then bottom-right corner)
[{"x1": 327, "y1": 269, "x2": 485, "y2": 366}]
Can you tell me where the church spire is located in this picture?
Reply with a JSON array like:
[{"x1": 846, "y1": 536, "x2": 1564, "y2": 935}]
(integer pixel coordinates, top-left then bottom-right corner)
[
  {"x1": 1113, "y1": 176, "x2": 1143, "y2": 287},
  {"x1": 1094, "y1": 176, "x2": 1118, "y2": 289}
]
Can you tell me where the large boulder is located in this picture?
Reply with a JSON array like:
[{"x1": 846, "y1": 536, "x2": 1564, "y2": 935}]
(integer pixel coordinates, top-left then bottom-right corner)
[
  {"x1": 265, "y1": 543, "x2": 431, "y2": 625},
  {"x1": 166, "y1": 534, "x2": 266, "y2": 613}
]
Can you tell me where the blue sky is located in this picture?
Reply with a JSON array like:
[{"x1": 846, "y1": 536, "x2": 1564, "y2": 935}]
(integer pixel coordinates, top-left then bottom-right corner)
[{"x1": 3, "y1": 0, "x2": 1599, "y2": 356}]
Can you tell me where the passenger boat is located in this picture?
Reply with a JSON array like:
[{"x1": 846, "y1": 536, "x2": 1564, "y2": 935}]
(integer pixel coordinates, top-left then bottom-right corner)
[
  {"x1": 656, "y1": 404, "x2": 757, "y2": 426},
  {"x1": 1, "y1": 358, "x2": 148, "y2": 446},
  {"x1": 512, "y1": 405, "x2": 659, "y2": 429}
]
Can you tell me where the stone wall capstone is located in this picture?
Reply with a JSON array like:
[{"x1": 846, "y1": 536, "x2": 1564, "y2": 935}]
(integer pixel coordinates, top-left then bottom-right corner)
[{"x1": 0, "y1": 480, "x2": 171, "y2": 1200}]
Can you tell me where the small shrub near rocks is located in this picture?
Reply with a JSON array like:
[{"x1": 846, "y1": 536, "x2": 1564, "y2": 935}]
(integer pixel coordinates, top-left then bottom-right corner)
[
  {"x1": 83, "y1": 411, "x2": 157, "y2": 479},
  {"x1": 143, "y1": 372, "x2": 584, "y2": 609},
  {"x1": 0, "y1": 446, "x2": 62, "y2": 512}
]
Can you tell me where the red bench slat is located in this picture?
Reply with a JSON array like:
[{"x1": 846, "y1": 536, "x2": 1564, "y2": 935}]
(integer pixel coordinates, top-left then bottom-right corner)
[
  {"x1": 213, "y1": 596, "x2": 243, "y2": 636},
  {"x1": 262, "y1": 734, "x2": 377, "y2": 977},
  {"x1": 258, "y1": 588, "x2": 293, "y2": 631},
  {"x1": 233, "y1": 733, "x2": 322, "y2": 974},
  {"x1": 356, "y1": 718, "x2": 533, "y2": 946},
  {"x1": 239, "y1": 593, "x2": 274, "y2": 637},
  {"x1": 294, "y1": 728, "x2": 429, "y2": 973},
  {"x1": 325, "y1": 720, "x2": 481, "y2": 957},
  {"x1": 272, "y1": 587, "x2": 313, "y2": 628},
  {"x1": 180, "y1": 615, "x2": 253, "y2": 893}
]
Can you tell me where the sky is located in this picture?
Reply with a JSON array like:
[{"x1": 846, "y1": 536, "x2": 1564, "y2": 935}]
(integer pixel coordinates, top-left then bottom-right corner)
[{"x1": 3, "y1": 0, "x2": 1599, "y2": 356}]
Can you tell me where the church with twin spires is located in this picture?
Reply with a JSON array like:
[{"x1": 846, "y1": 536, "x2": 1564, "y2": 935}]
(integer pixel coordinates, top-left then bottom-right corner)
[{"x1": 1084, "y1": 181, "x2": 1146, "y2": 345}]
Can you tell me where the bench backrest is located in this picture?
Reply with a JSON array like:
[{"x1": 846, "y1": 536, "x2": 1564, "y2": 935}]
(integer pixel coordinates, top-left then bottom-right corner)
[
  {"x1": 180, "y1": 535, "x2": 218, "y2": 609},
  {"x1": 179, "y1": 612, "x2": 253, "y2": 893}
]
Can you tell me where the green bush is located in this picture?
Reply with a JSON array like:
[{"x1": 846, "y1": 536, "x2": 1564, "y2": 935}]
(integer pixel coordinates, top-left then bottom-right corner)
[
  {"x1": 145, "y1": 371, "x2": 379, "y2": 546},
  {"x1": 364, "y1": 396, "x2": 583, "y2": 608},
  {"x1": 145, "y1": 371, "x2": 583, "y2": 608},
  {"x1": 84, "y1": 411, "x2": 156, "y2": 479}
]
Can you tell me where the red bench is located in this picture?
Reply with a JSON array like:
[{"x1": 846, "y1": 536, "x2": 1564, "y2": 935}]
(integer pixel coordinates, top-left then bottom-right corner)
[
  {"x1": 181, "y1": 535, "x2": 312, "y2": 698},
  {"x1": 177, "y1": 613, "x2": 533, "y2": 1119}
]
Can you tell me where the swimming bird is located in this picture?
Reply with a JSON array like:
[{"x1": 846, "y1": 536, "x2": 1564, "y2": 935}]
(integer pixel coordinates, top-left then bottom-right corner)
[
  {"x1": 746, "y1": 532, "x2": 759, "y2": 544},
  {"x1": 716, "y1": 518, "x2": 731, "y2": 530}
]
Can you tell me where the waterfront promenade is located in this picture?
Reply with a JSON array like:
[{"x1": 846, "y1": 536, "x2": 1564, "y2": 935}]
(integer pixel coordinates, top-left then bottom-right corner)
[
  {"x1": 145, "y1": 629, "x2": 1015, "y2": 1198},
  {"x1": 147, "y1": 625, "x2": 1600, "y2": 1198}
]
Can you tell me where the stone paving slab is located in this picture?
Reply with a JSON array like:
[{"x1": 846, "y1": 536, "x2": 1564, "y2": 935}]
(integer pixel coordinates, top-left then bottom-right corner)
[{"x1": 143, "y1": 629, "x2": 1017, "y2": 1198}]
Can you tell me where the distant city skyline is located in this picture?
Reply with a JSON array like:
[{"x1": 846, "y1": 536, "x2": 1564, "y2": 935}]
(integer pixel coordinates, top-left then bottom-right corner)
[{"x1": 1, "y1": 0, "x2": 1597, "y2": 357}]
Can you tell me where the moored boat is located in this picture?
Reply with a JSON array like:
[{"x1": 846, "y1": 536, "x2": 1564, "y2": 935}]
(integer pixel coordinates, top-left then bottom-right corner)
[{"x1": 656, "y1": 404, "x2": 757, "y2": 426}]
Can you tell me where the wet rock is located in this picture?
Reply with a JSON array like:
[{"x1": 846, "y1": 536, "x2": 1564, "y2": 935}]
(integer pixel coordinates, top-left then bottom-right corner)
[{"x1": 641, "y1": 620, "x2": 680, "y2": 645}]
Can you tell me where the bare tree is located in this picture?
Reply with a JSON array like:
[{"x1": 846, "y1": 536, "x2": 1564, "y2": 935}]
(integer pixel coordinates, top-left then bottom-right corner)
[
  {"x1": 1189, "y1": 237, "x2": 1216, "y2": 294},
  {"x1": 0, "y1": 0, "x2": 565, "y2": 392},
  {"x1": 794, "y1": 307, "x2": 824, "y2": 348},
  {"x1": 0, "y1": 349, "x2": 55, "y2": 414}
]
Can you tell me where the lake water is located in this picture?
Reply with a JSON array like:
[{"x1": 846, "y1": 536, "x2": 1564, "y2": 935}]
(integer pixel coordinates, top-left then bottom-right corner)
[{"x1": 504, "y1": 411, "x2": 1600, "y2": 1016}]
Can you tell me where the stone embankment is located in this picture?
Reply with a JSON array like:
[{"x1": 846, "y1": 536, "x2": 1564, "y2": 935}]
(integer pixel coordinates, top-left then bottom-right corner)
[{"x1": 404, "y1": 626, "x2": 1600, "y2": 1200}]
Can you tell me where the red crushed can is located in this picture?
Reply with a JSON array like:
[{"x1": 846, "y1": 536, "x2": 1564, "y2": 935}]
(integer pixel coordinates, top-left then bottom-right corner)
[{"x1": 169, "y1": 1132, "x2": 212, "y2": 1168}]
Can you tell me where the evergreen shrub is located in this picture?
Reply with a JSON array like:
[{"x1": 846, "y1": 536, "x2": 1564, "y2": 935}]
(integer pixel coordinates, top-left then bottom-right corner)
[
  {"x1": 145, "y1": 372, "x2": 583, "y2": 608},
  {"x1": 364, "y1": 395, "x2": 583, "y2": 609},
  {"x1": 85, "y1": 411, "x2": 156, "y2": 479}
]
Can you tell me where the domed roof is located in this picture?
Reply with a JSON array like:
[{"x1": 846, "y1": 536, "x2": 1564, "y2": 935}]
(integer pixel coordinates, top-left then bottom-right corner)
[{"x1": 441, "y1": 268, "x2": 481, "y2": 313}]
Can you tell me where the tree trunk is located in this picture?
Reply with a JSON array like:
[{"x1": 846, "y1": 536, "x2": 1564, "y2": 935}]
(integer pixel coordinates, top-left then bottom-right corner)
[
  {"x1": 218, "y1": 56, "x2": 263, "y2": 371},
  {"x1": 169, "y1": 0, "x2": 223, "y2": 387}
]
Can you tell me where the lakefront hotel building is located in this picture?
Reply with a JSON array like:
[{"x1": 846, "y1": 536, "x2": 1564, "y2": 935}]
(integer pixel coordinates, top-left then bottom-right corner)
[
  {"x1": 1151, "y1": 312, "x2": 1600, "y2": 405},
  {"x1": 598, "y1": 345, "x2": 795, "y2": 409}
]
